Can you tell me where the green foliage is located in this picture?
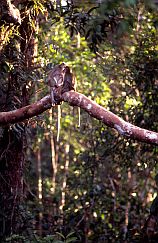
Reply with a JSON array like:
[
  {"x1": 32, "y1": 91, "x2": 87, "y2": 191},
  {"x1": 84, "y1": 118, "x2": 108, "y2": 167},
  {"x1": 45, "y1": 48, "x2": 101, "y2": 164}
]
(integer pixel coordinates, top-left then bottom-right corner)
[
  {"x1": 1, "y1": 0, "x2": 158, "y2": 242},
  {"x1": 5, "y1": 232, "x2": 77, "y2": 243},
  {"x1": 25, "y1": 5, "x2": 158, "y2": 241}
]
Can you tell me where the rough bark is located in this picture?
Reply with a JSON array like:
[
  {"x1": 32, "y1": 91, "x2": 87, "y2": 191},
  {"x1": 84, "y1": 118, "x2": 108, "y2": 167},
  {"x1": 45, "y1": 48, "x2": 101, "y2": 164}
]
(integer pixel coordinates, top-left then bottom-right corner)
[
  {"x1": 0, "y1": 128, "x2": 24, "y2": 238},
  {"x1": 0, "y1": 91, "x2": 157, "y2": 145},
  {"x1": 0, "y1": 1, "x2": 38, "y2": 237}
]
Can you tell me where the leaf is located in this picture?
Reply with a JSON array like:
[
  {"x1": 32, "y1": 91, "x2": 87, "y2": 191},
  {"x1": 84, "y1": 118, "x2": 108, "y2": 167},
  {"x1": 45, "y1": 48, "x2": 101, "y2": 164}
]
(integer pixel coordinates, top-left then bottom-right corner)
[
  {"x1": 87, "y1": 6, "x2": 98, "y2": 15},
  {"x1": 53, "y1": 241, "x2": 64, "y2": 243},
  {"x1": 56, "y1": 232, "x2": 65, "y2": 239},
  {"x1": 66, "y1": 232, "x2": 75, "y2": 238},
  {"x1": 66, "y1": 237, "x2": 78, "y2": 243}
]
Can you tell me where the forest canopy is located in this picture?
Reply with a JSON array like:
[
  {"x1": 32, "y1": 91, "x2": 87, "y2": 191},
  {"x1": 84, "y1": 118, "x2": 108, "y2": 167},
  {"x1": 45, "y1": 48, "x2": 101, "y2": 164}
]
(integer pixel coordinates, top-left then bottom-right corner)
[{"x1": 0, "y1": 0, "x2": 158, "y2": 242}]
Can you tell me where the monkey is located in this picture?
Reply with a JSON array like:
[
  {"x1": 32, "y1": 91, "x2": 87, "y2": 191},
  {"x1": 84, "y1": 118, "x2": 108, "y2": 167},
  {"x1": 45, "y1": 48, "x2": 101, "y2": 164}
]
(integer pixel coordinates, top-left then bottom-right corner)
[
  {"x1": 48, "y1": 63, "x2": 68, "y2": 142},
  {"x1": 48, "y1": 63, "x2": 66, "y2": 106},
  {"x1": 62, "y1": 66, "x2": 81, "y2": 128},
  {"x1": 62, "y1": 66, "x2": 76, "y2": 93},
  {"x1": 48, "y1": 63, "x2": 80, "y2": 142}
]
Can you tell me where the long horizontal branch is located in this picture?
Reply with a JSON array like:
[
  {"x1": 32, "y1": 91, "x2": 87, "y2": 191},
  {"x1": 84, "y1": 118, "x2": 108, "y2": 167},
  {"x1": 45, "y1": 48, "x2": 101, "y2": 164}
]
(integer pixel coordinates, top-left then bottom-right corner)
[
  {"x1": 0, "y1": 91, "x2": 157, "y2": 145},
  {"x1": 0, "y1": 96, "x2": 52, "y2": 125},
  {"x1": 62, "y1": 91, "x2": 158, "y2": 145}
]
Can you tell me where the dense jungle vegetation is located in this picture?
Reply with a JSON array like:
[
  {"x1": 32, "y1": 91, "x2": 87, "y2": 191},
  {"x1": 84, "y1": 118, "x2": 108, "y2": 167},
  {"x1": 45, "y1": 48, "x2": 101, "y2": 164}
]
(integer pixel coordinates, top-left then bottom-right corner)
[{"x1": 0, "y1": 0, "x2": 158, "y2": 242}]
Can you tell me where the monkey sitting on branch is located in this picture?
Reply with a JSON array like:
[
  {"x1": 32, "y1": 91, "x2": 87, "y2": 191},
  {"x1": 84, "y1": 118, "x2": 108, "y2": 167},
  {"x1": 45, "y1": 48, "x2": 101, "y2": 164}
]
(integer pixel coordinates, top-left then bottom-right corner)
[
  {"x1": 48, "y1": 63, "x2": 76, "y2": 106},
  {"x1": 48, "y1": 63, "x2": 77, "y2": 141}
]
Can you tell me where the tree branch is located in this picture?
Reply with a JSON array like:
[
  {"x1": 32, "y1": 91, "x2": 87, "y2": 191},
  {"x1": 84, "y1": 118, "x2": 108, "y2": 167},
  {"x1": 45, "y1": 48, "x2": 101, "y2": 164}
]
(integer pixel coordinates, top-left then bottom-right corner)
[
  {"x1": 0, "y1": 96, "x2": 51, "y2": 125},
  {"x1": 62, "y1": 91, "x2": 158, "y2": 145},
  {"x1": 0, "y1": 91, "x2": 157, "y2": 145}
]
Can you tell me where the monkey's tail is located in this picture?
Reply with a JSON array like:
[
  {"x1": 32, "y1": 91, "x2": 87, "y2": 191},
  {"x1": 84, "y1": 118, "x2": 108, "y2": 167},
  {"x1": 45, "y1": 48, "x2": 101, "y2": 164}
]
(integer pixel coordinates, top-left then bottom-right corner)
[
  {"x1": 57, "y1": 105, "x2": 61, "y2": 142},
  {"x1": 78, "y1": 107, "x2": 81, "y2": 128}
]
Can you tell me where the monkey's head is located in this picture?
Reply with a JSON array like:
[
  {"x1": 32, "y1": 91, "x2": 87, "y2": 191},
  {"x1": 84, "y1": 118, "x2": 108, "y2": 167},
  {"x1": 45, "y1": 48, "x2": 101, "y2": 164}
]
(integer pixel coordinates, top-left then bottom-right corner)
[
  {"x1": 48, "y1": 62, "x2": 67, "y2": 87},
  {"x1": 64, "y1": 66, "x2": 71, "y2": 74}
]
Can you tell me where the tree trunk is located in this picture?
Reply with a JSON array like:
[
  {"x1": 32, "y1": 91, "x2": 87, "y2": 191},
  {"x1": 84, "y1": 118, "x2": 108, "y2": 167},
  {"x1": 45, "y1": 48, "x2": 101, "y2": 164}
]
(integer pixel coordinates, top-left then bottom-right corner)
[
  {"x1": 0, "y1": 1, "x2": 38, "y2": 237},
  {"x1": 0, "y1": 128, "x2": 25, "y2": 238}
]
